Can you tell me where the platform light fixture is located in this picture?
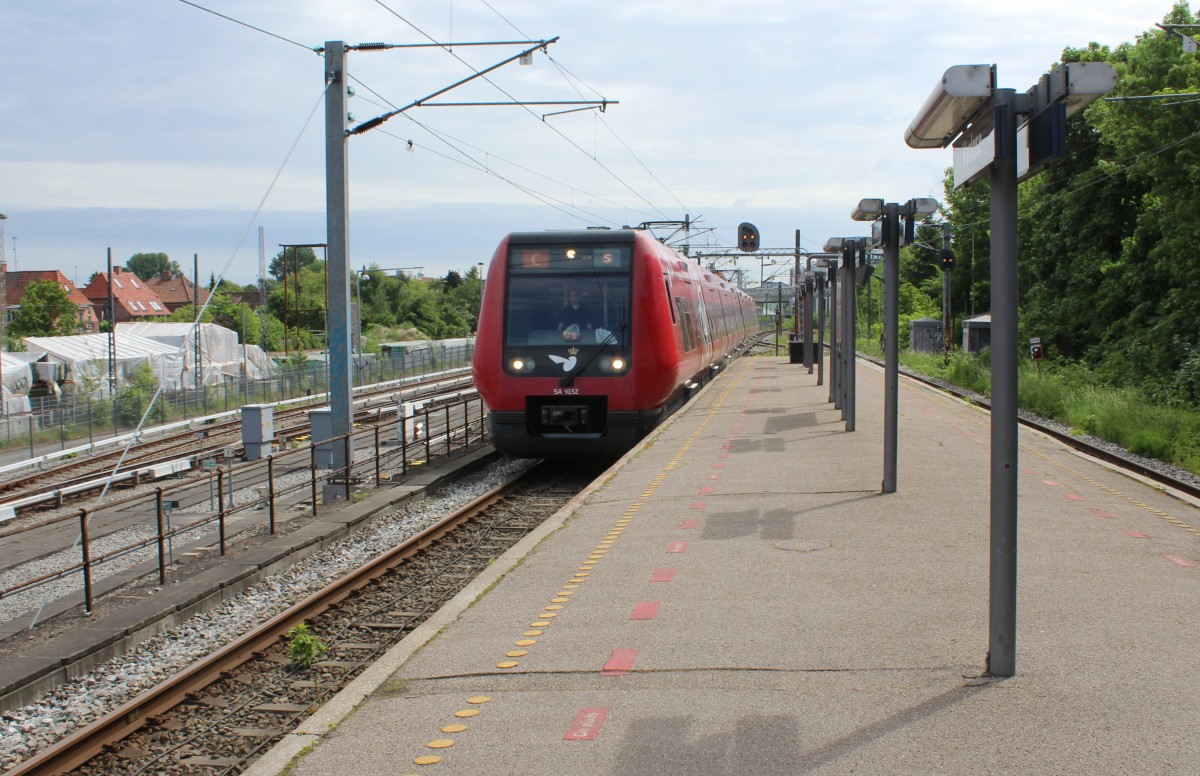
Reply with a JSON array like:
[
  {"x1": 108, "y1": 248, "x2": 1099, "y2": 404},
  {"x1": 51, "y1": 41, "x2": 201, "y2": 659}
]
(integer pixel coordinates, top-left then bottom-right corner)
[
  {"x1": 906, "y1": 197, "x2": 939, "y2": 217},
  {"x1": 904, "y1": 64, "x2": 996, "y2": 149},
  {"x1": 1034, "y1": 61, "x2": 1117, "y2": 117},
  {"x1": 851, "y1": 198, "x2": 884, "y2": 222}
]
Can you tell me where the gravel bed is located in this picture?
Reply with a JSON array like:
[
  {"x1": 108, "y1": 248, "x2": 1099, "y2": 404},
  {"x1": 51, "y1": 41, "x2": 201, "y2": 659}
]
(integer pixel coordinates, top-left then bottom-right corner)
[{"x1": 0, "y1": 456, "x2": 535, "y2": 771}]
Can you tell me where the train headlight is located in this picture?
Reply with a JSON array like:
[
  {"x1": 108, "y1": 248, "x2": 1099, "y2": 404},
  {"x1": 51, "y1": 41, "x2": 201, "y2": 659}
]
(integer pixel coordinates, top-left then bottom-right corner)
[
  {"x1": 599, "y1": 356, "x2": 627, "y2": 373},
  {"x1": 511, "y1": 357, "x2": 534, "y2": 372}
]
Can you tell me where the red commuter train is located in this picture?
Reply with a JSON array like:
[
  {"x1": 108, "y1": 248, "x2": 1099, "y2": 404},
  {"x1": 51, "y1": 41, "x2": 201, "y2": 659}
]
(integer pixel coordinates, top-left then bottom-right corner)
[{"x1": 472, "y1": 228, "x2": 759, "y2": 459}]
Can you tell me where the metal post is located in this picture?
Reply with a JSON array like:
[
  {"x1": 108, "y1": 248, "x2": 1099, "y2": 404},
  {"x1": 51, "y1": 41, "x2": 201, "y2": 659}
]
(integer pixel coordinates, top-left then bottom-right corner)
[
  {"x1": 445, "y1": 406, "x2": 452, "y2": 457},
  {"x1": 79, "y1": 509, "x2": 93, "y2": 612},
  {"x1": 844, "y1": 245, "x2": 857, "y2": 432},
  {"x1": 988, "y1": 88, "x2": 1019, "y2": 678},
  {"x1": 816, "y1": 276, "x2": 826, "y2": 386},
  {"x1": 804, "y1": 276, "x2": 814, "y2": 372},
  {"x1": 943, "y1": 223, "x2": 953, "y2": 363},
  {"x1": 828, "y1": 259, "x2": 839, "y2": 406},
  {"x1": 310, "y1": 443, "x2": 319, "y2": 516},
  {"x1": 268, "y1": 455, "x2": 277, "y2": 534},
  {"x1": 882, "y1": 203, "x2": 900, "y2": 494},
  {"x1": 217, "y1": 474, "x2": 227, "y2": 556},
  {"x1": 374, "y1": 425, "x2": 381, "y2": 486},
  {"x1": 793, "y1": 230, "x2": 801, "y2": 337},
  {"x1": 155, "y1": 489, "x2": 167, "y2": 585},
  {"x1": 28, "y1": 415, "x2": 34, "y2": 458},
  {"x1": 344, "y1": 434, "x2": 352, "y2": 502},
  {"x1": 325, "y1": 40, "x2": 355, "y2": 472}
]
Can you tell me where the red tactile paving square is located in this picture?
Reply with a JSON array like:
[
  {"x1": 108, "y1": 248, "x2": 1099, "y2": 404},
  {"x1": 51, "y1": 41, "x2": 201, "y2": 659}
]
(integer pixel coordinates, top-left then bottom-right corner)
[
  {"x1": 630, "y1": 601, "x2": 660, "y2": 620},
  {"x1": 650, "y1": 568, "x2": 676, "y2": 582},
  {"x1": 601, "y1": 650, "x2": 638, "y2": 676},
  {"x1": 564, "y1": 708, "x2": 609, "y2": 740}
]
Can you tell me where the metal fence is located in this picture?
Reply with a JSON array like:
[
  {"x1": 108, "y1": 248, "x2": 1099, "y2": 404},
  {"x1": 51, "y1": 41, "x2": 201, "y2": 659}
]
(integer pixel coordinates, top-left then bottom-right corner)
[
  {"x1": 0, "y1": 391, "x2": 489, "y2": 620},
  {"x1": 0, "y1": 343, "x2": 474, "y2": 451}
]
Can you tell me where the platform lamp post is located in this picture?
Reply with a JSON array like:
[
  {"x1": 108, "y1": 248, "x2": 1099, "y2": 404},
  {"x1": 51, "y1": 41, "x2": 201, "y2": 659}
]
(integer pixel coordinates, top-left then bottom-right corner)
[
  {"x1": 822, "y1": 237, "x2": 869, "y2": 431},
  {"x1": 904, "y1": 61, "x2": 1115, "y2": 678},
  {"x1": 851, "y1": 197, "x2": 938, "y2": 494}
]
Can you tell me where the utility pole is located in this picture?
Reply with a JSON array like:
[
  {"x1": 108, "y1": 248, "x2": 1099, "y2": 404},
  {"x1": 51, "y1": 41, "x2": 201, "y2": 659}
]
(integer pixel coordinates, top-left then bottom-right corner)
[
  {"x1": 322, "y1": 34, "x2": 602, "y2": 473},
  {"x1": 325, "y1": 40, "x2": 354, "y2": 472}
]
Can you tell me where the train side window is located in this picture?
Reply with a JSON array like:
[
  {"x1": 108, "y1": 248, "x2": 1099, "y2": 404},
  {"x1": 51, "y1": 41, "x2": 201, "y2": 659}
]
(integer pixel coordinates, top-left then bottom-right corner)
[{"x1": 664, "y1": 276, "x2": 676, "y2": 324}]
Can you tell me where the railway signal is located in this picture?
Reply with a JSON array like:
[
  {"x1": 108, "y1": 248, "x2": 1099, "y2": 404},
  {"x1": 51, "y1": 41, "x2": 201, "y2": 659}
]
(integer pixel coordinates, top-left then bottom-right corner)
[
  {"x1": 940, "y1": 248, "x2": 956, "y2": 272},
  {"x1": 737, "y1": 223, "x2": 760, "y2": 252}
]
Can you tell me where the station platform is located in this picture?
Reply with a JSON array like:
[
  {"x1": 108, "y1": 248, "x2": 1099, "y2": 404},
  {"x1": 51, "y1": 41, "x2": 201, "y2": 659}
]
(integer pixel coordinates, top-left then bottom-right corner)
[{"x1": 250, "y1": 354, "x2": 1200, "y2": 775}]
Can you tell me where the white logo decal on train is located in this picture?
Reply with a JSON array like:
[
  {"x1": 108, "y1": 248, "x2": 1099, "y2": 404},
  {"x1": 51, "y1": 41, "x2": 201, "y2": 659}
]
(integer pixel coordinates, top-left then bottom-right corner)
[{"x1": 548, "y1": 354, "x2": 578, "y2": 372}]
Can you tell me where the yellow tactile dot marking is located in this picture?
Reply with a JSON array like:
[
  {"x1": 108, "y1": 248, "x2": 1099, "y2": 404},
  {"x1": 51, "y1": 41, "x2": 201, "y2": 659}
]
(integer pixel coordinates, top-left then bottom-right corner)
[
  {"x1": 574, "y1": 571, "x2": 591, "y2": 577},
  {"x1": 523, "y1": 629, "x2": 543, "y2": 636},
  {"x1": 539, "y1": 612, "x2": 559, "y2": 618},
  {"x1": 441, "y1": 723, "x2": 468, "y2": 733},
  {"x1": 467, "y1": 696, "x2": 492, "y2": 704},
  {"x1": 562, "y1": 584, "x2": 580, "y2": 589},
  {"x1": 516, "y1": 639, "x2": 537, "y2": 646},
  {"x1": 497, "y1": 660, "x2": 519, "y2": 668},
  {"x1": 507, "y1": 650, "x2": 529, "y2": 657},
  {"x1": 552, "y1": 597, "x2": 570, "y2": 603},
  {"x1": 556, "y1": 591, "x2": 574, "y2": 597},
  {"x1": 428, "y1": 739, "x2": 456, "y2": 749},
  {"x1": 414, "y1": 755, "x2": 442, "y2": 765},
  {"x1": 544, "y1": 605, "x2": 564, "y2": 611},
  {"x1": 454, "y1": 708, "x2": 479, "y2": 717},
  {"x1": 530, "y1": 620, "x2": 551, "y2": 627}
]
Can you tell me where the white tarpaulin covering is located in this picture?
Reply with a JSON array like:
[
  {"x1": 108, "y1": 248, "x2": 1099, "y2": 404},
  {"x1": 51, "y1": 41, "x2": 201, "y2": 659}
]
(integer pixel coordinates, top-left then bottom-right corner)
[
  {"x1": 22, "y1": 332, "x2": 185, "y2": 395},
  {"x1": 117, "y1": 322, "x2": 272, "y2": 384},
  {"x1": 1, "y1": 352, "x2": 33, "y2": 415}
]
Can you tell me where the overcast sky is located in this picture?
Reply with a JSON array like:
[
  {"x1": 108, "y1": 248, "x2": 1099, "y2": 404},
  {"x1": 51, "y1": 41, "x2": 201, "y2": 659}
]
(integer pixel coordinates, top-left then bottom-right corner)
[{"x1": 0, "y1": 1, "x2": 1177, "y2": 288}]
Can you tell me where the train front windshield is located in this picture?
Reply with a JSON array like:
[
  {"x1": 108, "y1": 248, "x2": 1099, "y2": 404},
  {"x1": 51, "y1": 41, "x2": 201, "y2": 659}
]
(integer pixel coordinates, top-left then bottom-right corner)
[{"x1": 502, "y1": 243, "x2": 632, "y2": 377}]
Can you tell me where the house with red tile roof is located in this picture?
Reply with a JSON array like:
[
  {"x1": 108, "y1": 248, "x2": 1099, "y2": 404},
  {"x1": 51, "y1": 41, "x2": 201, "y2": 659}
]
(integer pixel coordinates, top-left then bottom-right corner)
[
  {"x1": 3, "y1": 266, "x2": 101, "y2": 333},
  {"x1": 81, "y1": 266, "x2": 170, "y2": 323},
  {"x1": 142, "y1": 271, "x2": 211, "y2": 314}
]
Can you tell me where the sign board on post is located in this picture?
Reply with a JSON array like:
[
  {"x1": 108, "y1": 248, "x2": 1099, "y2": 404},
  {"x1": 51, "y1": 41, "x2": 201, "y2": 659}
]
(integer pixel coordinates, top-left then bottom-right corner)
[
  {"x1": 1018, "y1": 102, "x2": 1067, "y2": 182},
  {"x1": 1029, "y1": 337, "x2": 1044, "y2": 360},
  {"x1": 951, "y1": 118, "x2": 997, "y2": 189}
]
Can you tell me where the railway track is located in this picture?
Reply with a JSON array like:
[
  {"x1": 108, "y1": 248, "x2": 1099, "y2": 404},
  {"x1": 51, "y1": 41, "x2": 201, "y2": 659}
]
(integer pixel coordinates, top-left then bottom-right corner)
[{"x1": 6, "y1": 460, "x2": 597, "y2": 776}]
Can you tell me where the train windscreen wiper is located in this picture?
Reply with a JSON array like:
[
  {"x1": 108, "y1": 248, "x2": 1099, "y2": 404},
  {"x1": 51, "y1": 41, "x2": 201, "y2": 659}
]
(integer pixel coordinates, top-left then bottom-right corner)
[{"x1": 559, "y1": 324, "x2": 626, "y2": 388}]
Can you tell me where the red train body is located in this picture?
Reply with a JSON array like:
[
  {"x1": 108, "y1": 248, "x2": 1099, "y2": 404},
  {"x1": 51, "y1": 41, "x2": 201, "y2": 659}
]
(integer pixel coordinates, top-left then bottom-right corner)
[{"x1": 472, "y1": 229, "x2": 758, "y2": 458}]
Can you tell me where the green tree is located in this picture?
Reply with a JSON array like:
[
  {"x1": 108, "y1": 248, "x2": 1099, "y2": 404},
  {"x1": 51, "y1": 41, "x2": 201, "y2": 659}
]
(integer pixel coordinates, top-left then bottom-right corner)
[
  {"x1": 127, "y1": 252, "x2": 182, "y2": 281},
  {"x1": 10, "y1": 280, "x2": 80, "y2": 336},
  {"x1": 269, "y1": 246, "x2": 319, "y2": 281}
]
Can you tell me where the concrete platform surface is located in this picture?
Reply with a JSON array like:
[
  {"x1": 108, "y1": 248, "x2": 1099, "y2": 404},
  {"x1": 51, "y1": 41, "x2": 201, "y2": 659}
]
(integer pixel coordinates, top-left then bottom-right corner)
[{"x1": 250, "y1": 355, "x2": 1200, "y2": 776}]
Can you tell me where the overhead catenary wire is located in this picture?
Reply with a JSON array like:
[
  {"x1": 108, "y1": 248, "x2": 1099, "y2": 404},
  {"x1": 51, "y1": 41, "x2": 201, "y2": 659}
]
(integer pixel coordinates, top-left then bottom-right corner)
[
  {"x1": 369, "y1": 0, "x2": 675, "y2": 222},
  {"x1": 177, "y1": 0, "x2": 685, "y2": 233}
]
